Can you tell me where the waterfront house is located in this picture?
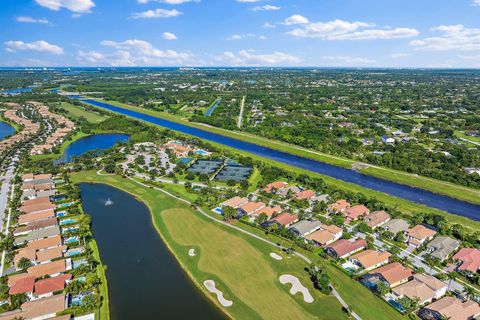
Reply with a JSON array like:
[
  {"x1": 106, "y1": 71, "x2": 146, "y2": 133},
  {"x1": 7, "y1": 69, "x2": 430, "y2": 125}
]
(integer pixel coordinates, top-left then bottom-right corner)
[
  {"x1": 392, "y1": 274, "x2": 447, "y2": 305},
  {"x1": 425, "y1": 236, "x2": 460, "y2": 261},
  {"x1": 364, "y1": 210, "x2": 391, "y2": 229},
  {"x1": 405, "y1": 225, "x2": 437, "y2": 247},
  {"x1": 326, "y1": 239, "x2": 367, "y2": 259},
  {"x1": 349, "y1": 250, "x2": 391, "y2": 271},
  {"x1": 18, "y1": 209, "x2": 55, "y2": 225},
  {"x1": 418, "y1": 296, "x2": 480, "y2": 320},
  {"x1": 382, "y1": 219, "x2": 410, "y2": 234},
  {"x1": 452, "y1": 248, "x2": 480, "y2": 274},
  {"x1": 294, "y1": 189, "x2": 316, "y2": 201},
  {"x1": 288, "y1": 220, "x2": 322, "y2": 237},
  {"x1": 33, "y1": 274, "x2": 72, "y2": 300},
  {"x1": 366, "y1": 262, "x2": 413, "y2": 288},
  {"x1": 0, "y1": 293, "x2": 67, "y2": 320}
]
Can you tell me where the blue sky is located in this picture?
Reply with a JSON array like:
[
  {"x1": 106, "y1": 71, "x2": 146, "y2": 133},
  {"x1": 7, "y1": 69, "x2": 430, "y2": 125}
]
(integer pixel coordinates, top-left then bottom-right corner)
[{"x1": 2, "y1": 0, "x2": 480, "y2": 67}]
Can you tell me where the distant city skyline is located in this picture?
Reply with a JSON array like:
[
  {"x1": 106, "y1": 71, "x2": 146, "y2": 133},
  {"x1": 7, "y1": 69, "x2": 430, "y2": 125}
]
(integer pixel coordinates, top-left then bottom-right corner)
[{"x1": 2, "y1": 0, "x2": 480, "y2": 67}]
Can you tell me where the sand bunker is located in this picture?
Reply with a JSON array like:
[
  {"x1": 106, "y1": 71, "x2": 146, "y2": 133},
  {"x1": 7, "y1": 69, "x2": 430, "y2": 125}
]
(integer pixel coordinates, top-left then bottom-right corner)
[
  {"x1": 204, "y1": 280, "x2": 233, "y2": 307},
  {"x1": 279, "y1": 274, "x2": 314, "y2": 303},
  {"x1": 188, "y1": 248, "x2": 196, "y2": 257},
  {"x1": 270, "y1": 252, "x2": 283, "y2": 260}
]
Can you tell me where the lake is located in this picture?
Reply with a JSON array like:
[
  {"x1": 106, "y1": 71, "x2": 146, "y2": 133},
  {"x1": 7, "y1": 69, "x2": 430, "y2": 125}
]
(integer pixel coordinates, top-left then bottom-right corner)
[
  {"x1": 0, "y1": 87, "x2": 33, "y2": 95},
  {"x1": 56, "y1": 133, "x2": 129, "y2": 163},
  {"x1": 80, "y1": 99, "x2": 480, "y2": 221},
  {"x1": 79, "y1": 183, "x2": 225, "y2": 320},
  {"x1": 0, "y1": 120, "x2": 14, "y2": 140}
]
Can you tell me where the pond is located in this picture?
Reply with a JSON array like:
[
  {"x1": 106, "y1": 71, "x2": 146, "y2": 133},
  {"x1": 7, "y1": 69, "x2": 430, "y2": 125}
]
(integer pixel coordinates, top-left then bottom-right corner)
[
  {"x1": 0, "y1": 120, "x2": 14, "y2": 140},
  {"x1": 55, "y1": 133, "x2": 129, "y2": 164},
  {"x1": 79, "y1": 183, "x2": 225, "y2": 320}
]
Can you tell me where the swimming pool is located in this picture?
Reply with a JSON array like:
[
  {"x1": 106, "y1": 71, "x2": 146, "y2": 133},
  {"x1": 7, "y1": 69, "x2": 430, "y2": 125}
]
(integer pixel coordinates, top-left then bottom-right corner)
[
  {"x1": 388, "y1": 299, "x2": 406, "y2": 313},
  {"x1": 57, "y1": 202, "x2": 73, "y2": 208},
  {"x1": 213, "y1": 207, "x2": 223, "y2": 215},
  {"x1": 56, "y1": 211, "x2": 67, "y2": 218},
  {"x1": 62, "y1": 226, "x2": 79, "y2": 233},
  {"x1": 70, "y1": 293, "x2": 91, "y2": 306},
  {"x1": 64, "y1": 236, "x2": 79, "y2": 244},
  {"x1": 195, "y1": 149, "x2": 208, "y2": 155},
  {"x1": 178, "y1": 157, "x2": 193, "y2": 164},
  {"x1": 60, "y1": 218, "x2": 78, "y2": 226},
  {"x1": 72, "y1": 258, "x2": 88, "y2": 269},
  {"x1": 66, "y1": 247, "x2": 85, "y2": 257}
]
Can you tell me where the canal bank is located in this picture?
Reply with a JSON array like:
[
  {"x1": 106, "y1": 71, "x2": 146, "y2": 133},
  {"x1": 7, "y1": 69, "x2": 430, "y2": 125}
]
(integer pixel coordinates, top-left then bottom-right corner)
[
  {"x1": 79, "y1": 99, "x2": 480, "y2": 223},
  {"x1": 78, "y1": 182, "x2": 226, "y2": 320}
]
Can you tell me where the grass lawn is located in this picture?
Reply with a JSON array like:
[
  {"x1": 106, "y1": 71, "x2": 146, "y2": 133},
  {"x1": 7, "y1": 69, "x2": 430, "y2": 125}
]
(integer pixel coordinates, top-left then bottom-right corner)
[
  {"x1": 455, "y1": 130, "x2": 480, "y2": 144},
  {"x1": 59, "y1": 102, "x2": 107, "y2": 123},
  {"x1": 71, "y1": 171, "x2": 350, "y2": 320},
  {"x1": 85, "y1": 99, "x2": 480, "y2": 205},
  {"x1": 89, "y1": 240, "x2": 110, "y2": 320}
]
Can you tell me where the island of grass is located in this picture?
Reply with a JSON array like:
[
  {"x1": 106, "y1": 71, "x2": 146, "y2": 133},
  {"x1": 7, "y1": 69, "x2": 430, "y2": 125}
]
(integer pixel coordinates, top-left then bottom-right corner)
[
  {"x1": 70, "y1": 170, "x2": 406, "y2": 320},
  {"x1": 82, "y1": 99, "x2": 480, "y2": 206}
]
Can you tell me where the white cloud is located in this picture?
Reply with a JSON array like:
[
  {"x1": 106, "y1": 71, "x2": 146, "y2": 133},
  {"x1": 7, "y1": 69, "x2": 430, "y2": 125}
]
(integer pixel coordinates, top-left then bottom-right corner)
[
  {"x1": 284, "y1": 15, "x2": 309, "y2": 25},
  {"x1": 251, "y1": 5, "x2": 280, "y2": 11},
  {"x1": 236, "y1": 0, "x2": 261, "y2": 2},
  {"x1": 5, "y1": 40, "x2": 64, "y2": 54},
  {"x1": 77, "y1": 50, "x2": 105, "y2": 63},
  {"x1": 285, "y1": 16, "x2": 418, "y2": 40},
  {"x1": 472, "y1": 0, "x2": 480, "y2": 6},
  {"x1": 263, "y1": 22, "x2": 276, "y2": 28},
  {"x1": 35, "y1": 0, "x2": 95, "y2": 13},
  {"x1": 216, "y1": 50, "x2": 300, "y2": 66},
  {"x1": 390, "y1": 53, "x2": 410, "y2": 58},
  {"x1": 138, "y1": 0, "x2": 199, "y2": 4},
  {"x1": 131, "y1": 8, "x2": 182, "y2": 19},
  {"x1": 162, "y1": 32, "x2": 177, "y2": 40},
  {"x1": 322, "y1": 56, "x2": 376, "y2": 65},
  {"x1": 226, "y1": 33, "x2": 266, "y2": 40},
  {"x1": 16, "y1": 16, "x2": 50, "y2": 24},
  {"x1": 410, "y1": 25, "x2": 480, "y2": 51},
  {"x1": 96, "y1": 39, "x2": 193, "y2": 66}
]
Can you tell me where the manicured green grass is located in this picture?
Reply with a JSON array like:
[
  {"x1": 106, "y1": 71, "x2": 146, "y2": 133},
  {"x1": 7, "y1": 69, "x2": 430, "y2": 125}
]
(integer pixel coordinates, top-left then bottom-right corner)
[
  {"x1": 59, "y1": 102, "x2": 107, "y2": 123},
  {"x1": 85, "y1": 99, "x2": 480, "y2": 206},
  {"x1": 455, "y1": 130, "x2": 480, "y2": 144},
  {"x1": 89, "y1": 240, "x2": 110, "y2": 320},
  {"x1": 71, "y1": 171, "x2": 349, "y2": 320}
]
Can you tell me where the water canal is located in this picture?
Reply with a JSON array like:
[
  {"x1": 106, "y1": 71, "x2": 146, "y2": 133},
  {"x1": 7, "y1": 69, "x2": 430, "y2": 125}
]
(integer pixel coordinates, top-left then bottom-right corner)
[
  {"x1": 56, "y1": 133, "x2": 129, "y2": 163},
  {"x1": 80, "y1": 99, "x2": 480, "y2": 220},
  {"x1": 79, "y1": 183, "x2": 225, "y2": 320}
]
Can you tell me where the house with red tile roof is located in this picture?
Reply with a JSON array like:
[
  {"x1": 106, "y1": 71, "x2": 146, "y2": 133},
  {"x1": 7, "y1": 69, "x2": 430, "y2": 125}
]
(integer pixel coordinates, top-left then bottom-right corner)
[
  {"x1": 255, "y1": 205, "x2": 282, "y2": 219},
  {"x1": 263, "y1": 181, "x2": 288, "y2": 193},
  {"x1": 364, "y1": 210, "x2": 391, "y2": 229},
  {"x1": 326, "y1": 239, "x2": 367, "y2": 259},
  {"x1": 239, "y1": 201, "x2": 265, "y2": 216},
  {"x1": 418, "y1": 296, "x2": 480, "y2": 320},
  {"x1": 349, "y1": 250, "x2": 391, "y2": 271},
  {"x1": 344, "y1": 205, "x2": 370, "y2": 223},
  {"x1": 271, "y1": 213, "x2": 299, "y2": 227},
  {"x1": 0, "y1": 293, "x2": 67, "y2": 320},
  {"x1": 366, "y1": 262, "x2": 413, "y2": 287},
  {"x1": 294, "y1": 189, "x2": 316, "y2": 201},
  {"x1": 221, "y1": 196, "x2": 249, "y2": 209},
  {"x1": 328, "y1": 199, "x2": 350, "y2": 214},
  {"x1": 452, "y1": 248, "x2": 480, "y2": 274},
  {"x1": 405, "y1": 225, "x2": 437, "y2": 247},
  {"x1": 33, "y1": 274, "x2": 72, "y2": 299},
  {"x1": 392, "y1": 274, "x2": 447, "y2": 305}
]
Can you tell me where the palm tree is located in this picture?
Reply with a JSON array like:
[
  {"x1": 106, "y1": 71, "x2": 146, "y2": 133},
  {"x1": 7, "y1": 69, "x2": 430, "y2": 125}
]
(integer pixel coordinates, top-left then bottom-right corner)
[
  {"x1": 464, "y1": 286, "x2": 476, "y2": 300},
  {"x1": 446, "y1": 272, "x2": 457, "y2": 291}
]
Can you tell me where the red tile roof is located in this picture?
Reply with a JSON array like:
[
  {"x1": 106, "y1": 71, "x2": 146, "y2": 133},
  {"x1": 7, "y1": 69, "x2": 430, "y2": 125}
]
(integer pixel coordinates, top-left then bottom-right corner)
[
  {"x1": 34, "y1": 274, "x2": 72, "y2": 296},
  {"x1": 326, "y1": 239, "x2": 367, "y2": 257},
  {"x1": 272, "y1": 213, "x2": 299, "y2": 226},
  {"x1": 453, "y1": 248, "x2": 480, "y2": 273},
  {"x1": 9, "y1": 276, "x2": 35, "y2": 295}
]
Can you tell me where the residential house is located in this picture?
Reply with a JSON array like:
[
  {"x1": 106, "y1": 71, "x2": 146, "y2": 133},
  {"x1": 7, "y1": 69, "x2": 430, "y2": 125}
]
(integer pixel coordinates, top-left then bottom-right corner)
[
  {"x1": 405, "y1": 225, "x2": 437, "y2": 247},
  {"x1": 349, "y1": 250, "x2": 391, "y2": 271},
  {"x1": 452, "y1": 248, "x2": 480, "y2": 274},
  {"x1": 367, "y1": 262, "x2": 413, "y2": 288},
  {"x1": 392, "y1": 274, "x2": 447, "y2": 305},
  {"x1": 0, "y1": 294, "x2": 67, "y2": 320},
  {"x1": 277, "y1": 185, "x2": 301, "y2": 198},
  {"x1": 18, "y1": 209, "x2": 55, "y2": 224},
  {"x1": 294, "y1": 190, "x2": 316, "y2": 201},
  {"x1": 221, "y1": 196, "x2": 249, "y2": 209},
  {"x1": 238, "y1": 201, "x2": 265, "y2": 217},
  {"x1": 33, "y1": 274, "x2": 72, "y2": 300},
  {"x1": 426, "y1": 236, "x2": 460, "y2": 261},
  {"x1": 382, "y1": 135, "x2": 395, "y2": 144},
  {"x1": 326, "y1": 239, "x2": 367, "y2": 259},
  {"x1": 271, "y1": 213, "x2": 299, "y2": 228},
  {"x1": 328, "y1": 199, "x2": 350, "y2": 214},
  {"x1": 364, "y1": 210, "x2": 391, "y2": 229},
  {"x1": 288, "y1": 220, "x2": 322, "y2": 237},
  {"x1": 382, "y1": 219, "x2": 410, "y2": 234},
  {"x1": 255, "y1": 205, "x2": 282, "y2": 219},
  {"x1": 306, "y1": 224, "x2": 343, "y2": 247},
  {"x1": 263, "y1": 181, "x2": 288, "y2": 193},
  {"x1": 344, "y1": 205, "x2": 370, "y2": 223},
  {"x1": 418, "y1": 296, "x2": 480, "y2": 320}
]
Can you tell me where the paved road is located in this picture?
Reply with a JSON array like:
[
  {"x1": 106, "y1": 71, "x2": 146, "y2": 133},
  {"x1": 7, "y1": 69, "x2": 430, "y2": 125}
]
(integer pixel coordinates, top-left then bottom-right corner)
[
  {"x1": 124, "y1": 173, "x2": 362, "y2": 320},
  {"x1": 0, "y1": 154, "x2": 17, "y2": 231},
  {"x1": 237, "y1": 95, "x2": 245, "y2": 128}
]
